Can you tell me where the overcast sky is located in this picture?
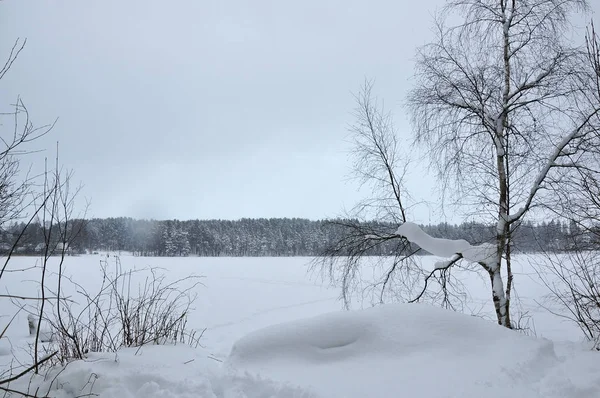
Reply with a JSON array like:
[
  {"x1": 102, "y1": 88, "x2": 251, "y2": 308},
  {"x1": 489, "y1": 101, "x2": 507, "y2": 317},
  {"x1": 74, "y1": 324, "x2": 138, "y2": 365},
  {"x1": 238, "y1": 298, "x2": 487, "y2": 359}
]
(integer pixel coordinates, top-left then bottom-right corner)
[{"x1": 1, "y1": 1, "x2": 597, "y2": 222}]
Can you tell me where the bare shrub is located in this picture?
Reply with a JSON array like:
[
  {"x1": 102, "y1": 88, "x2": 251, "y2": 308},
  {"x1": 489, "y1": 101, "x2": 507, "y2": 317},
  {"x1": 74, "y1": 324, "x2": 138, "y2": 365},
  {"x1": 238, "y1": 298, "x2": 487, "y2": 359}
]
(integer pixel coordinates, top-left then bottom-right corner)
[
  {"x1": 0, "y1": 37, "x2": 84, "y2": 396},
  {"x1": 536, "y1": 250, "x2": 600, "y2": 348},
  {"x1": 45, "y1": 255, "x2": 203, "y2": 364}
]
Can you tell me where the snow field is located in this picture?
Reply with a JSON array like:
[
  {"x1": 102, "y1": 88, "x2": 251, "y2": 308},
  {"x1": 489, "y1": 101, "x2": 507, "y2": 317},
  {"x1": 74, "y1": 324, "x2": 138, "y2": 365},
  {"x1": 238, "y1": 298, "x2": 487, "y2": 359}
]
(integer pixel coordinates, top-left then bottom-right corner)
[{"x1": 0, "y1": 254, "x2": 597, "y2": 397}]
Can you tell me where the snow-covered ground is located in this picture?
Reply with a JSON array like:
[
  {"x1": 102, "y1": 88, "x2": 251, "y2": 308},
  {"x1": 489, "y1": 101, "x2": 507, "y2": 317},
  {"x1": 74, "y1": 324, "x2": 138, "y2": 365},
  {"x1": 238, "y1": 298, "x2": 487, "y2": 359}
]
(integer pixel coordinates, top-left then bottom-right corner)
[{"x1": 0, "y1": 254, "x2": 598, "y2": 397}]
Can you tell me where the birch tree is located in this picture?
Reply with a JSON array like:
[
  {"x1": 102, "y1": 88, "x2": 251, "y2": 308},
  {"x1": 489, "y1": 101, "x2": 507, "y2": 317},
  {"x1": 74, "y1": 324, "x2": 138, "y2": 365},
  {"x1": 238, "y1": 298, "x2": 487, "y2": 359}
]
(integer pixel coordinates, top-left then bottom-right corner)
[{"x1": 319, "y1": 0, "x2": 600, "y2": 329}]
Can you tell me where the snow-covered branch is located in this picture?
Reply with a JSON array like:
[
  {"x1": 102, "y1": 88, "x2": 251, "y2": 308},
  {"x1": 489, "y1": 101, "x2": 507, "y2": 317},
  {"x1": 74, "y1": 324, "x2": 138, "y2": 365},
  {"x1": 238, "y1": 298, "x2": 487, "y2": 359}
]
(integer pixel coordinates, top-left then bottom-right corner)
[{"x1": 396, "y1": 222, "x2": 496, "y2": 267}]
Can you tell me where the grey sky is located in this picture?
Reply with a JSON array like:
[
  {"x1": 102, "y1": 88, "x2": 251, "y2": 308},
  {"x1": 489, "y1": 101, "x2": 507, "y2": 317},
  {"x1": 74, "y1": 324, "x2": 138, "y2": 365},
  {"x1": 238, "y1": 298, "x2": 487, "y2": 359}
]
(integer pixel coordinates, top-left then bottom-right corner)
[{"x1": 1, "y1": 1, "x2": 597, "y2": 222}]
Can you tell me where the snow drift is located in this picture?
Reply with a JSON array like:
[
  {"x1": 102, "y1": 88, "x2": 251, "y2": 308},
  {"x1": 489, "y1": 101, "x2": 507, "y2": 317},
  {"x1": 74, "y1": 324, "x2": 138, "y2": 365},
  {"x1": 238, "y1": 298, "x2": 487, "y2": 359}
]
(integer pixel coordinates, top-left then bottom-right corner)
[
  {"x1": 10, "y1": 344, "x2": 315, "y2": 398},
  {"x1": 227, "y1": 303, "x2": 600, "y2": 398}
]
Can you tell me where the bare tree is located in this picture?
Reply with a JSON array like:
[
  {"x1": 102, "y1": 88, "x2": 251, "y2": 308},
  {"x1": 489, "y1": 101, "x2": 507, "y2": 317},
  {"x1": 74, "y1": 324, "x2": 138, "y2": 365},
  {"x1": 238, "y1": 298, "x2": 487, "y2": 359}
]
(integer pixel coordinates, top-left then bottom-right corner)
[
  {"x1": 316, "y1": 82, "x2": 476, "y2": 312},
  {"x1": 551, "y1": 22, "x2": 600, "y2": 234},
  {"x1": 317, "y1": 83, "x2": 417, "y2": 308},
  {"x1": 0, "y1": 39, "x2": 80, "y2": 396},
  {"x1": 534, "y1": 22, "x2": 600, "y2": 347},
  {"x1": 0, "y1": 39, "x2": 54, "y2": 232},
  {"x1": 319, "y1": 1, "x2": 600, "y2": 329}
]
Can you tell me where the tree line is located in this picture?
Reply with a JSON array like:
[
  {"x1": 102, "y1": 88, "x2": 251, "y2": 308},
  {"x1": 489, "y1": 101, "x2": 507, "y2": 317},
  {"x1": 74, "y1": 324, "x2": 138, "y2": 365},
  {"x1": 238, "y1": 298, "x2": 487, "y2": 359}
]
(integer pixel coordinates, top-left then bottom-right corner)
[{"x1": 0, "y1": 217, "x2": 595, "y2": 257}]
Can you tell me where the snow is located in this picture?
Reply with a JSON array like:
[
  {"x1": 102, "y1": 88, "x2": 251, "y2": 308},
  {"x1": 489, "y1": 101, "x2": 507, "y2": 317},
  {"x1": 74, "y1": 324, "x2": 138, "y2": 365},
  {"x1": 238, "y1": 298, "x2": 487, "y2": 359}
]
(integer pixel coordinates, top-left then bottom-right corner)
[
  {"x1": 396, "y1": 222, "x2": 496, "y2": 265},
  {"x1": 22, "y1": 345, "x2": 314, "y2": 398},
  {"x1": 434, "y1": 254, "x2": 461, "y2": 270},
  {"x1": 1, "y1": 254, "x2": 599, "y2": 397},
  {"x1": 227, "y1": 303, "x2": 600, "y2": 398}
]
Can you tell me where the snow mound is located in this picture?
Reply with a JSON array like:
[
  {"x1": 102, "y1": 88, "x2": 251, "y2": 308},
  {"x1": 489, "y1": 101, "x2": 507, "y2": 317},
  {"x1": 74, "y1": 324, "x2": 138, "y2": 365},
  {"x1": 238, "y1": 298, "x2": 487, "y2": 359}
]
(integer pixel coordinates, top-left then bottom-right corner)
[
  {"x1": 227, "y1": 303, "x2": 600, "y2": 398},
  {"x1": 228, "y1": 303, "x2": 551, "y2": 365},
  {"x1": 9, "y1": 345, "x2": 314, "y2": 398}
]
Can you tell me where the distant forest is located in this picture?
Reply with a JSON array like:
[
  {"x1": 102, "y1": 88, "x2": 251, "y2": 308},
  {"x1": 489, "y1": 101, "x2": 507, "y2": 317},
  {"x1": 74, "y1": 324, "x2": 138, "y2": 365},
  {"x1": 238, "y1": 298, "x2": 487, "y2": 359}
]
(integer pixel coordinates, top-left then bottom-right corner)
[{"x1": 1, "y1": 217, "x2": 596, "y2": 257}]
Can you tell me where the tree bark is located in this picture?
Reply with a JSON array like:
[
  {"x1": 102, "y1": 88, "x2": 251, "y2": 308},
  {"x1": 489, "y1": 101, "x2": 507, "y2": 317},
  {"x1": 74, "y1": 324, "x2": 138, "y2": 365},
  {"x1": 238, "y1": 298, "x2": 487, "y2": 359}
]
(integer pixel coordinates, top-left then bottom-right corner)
[{"x1": 489, "y1": 266, "x2": 511, "y2": 327}]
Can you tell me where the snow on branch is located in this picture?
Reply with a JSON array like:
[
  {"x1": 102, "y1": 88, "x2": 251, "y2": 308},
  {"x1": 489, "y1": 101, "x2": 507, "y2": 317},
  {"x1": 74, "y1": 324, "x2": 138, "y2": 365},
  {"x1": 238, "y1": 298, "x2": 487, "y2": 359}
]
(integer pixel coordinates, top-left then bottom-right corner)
[
  {"x1": 434, "y1": 254, "x2": 463, "y2": 270},
  {"x1": 396, "y1": 222, "x2": 496, "y2": 267}
]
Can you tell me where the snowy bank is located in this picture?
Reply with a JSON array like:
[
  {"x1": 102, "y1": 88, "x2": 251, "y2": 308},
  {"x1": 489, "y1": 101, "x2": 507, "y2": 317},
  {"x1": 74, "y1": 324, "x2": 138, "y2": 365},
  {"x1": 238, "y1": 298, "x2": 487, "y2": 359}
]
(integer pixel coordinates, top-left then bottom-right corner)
[
  {"x1": 10, "y1": 344, "x2": 313, "y2": 398},
  {"x1": 227, "y1": 303, "x2": 600, "y2": 398},
  {"x1": 7, "y1": 303, "x2": 600, "y2": 398}
]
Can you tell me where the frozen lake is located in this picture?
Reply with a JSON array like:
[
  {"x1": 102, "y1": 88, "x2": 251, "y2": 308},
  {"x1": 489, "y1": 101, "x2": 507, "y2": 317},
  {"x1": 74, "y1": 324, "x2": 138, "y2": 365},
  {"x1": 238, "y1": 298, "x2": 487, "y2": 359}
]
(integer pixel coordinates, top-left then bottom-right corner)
[
  {"x1": 0, "y1": 253, "x2": 596, "y2": 397},
  {"x1": 0, "y1": 253, "x2": 586, "y2": 361}
]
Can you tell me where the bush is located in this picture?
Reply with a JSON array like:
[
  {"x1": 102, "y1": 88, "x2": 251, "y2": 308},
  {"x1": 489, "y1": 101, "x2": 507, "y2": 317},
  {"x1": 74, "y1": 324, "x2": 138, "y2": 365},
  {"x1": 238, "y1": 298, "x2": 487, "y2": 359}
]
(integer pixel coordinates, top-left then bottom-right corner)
[{"x1": 45, "y1": 255, "x2": 203, "y2": 364}]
